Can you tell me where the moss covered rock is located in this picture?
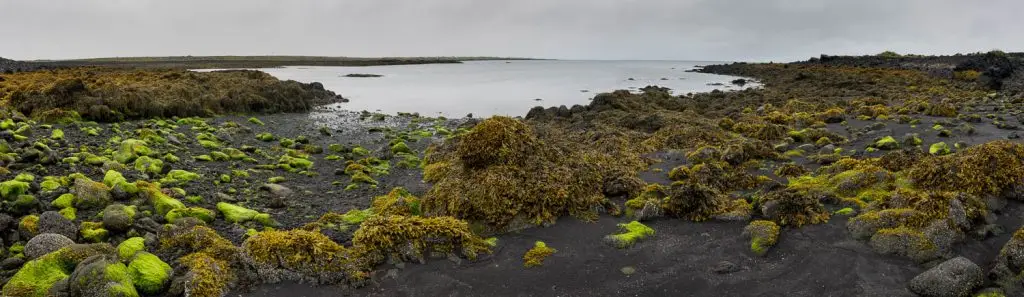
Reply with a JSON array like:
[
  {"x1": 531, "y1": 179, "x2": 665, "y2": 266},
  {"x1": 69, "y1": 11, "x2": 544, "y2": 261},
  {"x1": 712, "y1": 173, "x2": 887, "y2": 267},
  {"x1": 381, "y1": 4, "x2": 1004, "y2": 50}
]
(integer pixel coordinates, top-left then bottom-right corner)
[
  {"x1": 216, "y1": 202, "x2": 273, "y2": 225},
  {"x1": 127, "y1": 252, "x2": 172, "y2": 295},
  {"x1": 159, "y1": 169, "x2": 200, "y2": 185},
  {"x1": 117, "y1": 237, "x2": 145, "y2": 261},
  {"x1": 102, "y1": 204, "x2": 136, "y2": 232},
  {"x1": 72, "y1": 177, "x2": 112, "y2": 209},
  {"x1": 165, "y1": 207, "x2": 216, "y2": 224},
  {"x1": 1, "y1": 243, "x2": 116, "y2": 297},
  {"x1": 67, "y1": 255, "x2": 139, "y2": 297},
  {"x1": 603, "y1": 221, "x2": 655, "y2": 249},
  {"x1": 138, "y1": 182, "x2": 184, "y2": 216}
]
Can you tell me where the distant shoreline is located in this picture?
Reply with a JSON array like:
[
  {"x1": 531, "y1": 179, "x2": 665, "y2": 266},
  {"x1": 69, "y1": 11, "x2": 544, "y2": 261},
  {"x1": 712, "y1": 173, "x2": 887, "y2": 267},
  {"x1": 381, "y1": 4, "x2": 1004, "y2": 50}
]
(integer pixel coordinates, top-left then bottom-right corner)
[{"x1": 19, "y1": 55, "x2": 542, "y2": 70}]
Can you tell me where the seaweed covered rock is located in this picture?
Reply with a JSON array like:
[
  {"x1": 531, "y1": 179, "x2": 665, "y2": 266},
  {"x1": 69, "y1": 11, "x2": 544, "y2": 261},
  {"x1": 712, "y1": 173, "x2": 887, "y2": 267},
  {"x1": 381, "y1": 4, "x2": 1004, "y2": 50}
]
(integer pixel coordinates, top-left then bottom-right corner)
[
  {"x1": 66, "y1": 255, "x2": 138, "y2": 297},
  {"x1": 422, "y1": 117, "x2": 608, "y2": 230},
  {"x1": 242, "y1": 229, "x2": 367, "y2": 284},
  {"x1": 158, "y1": 225, "x2": 238, "y2": 261},
  {"x1": 352, "y1": 215, "x2": 491, "y2": 264},
  {"x1": 869, "y1": 226, "x2": 939, "y2": 263},
  {"x1": 907, "y1": 256, "x2": 983, "y2": 297},
  {"x1": 662, "y1": 181, "x2": 728, "y2": 221},
  {"x1": 24, "y1": 233, "x2": 74, "y2": 260},
  {"x1": 758, "y1": 188, "x2": 830, "y2": 226},
  {"x1": 624, "y1": 184, "x2": 667, "y2": 221}
]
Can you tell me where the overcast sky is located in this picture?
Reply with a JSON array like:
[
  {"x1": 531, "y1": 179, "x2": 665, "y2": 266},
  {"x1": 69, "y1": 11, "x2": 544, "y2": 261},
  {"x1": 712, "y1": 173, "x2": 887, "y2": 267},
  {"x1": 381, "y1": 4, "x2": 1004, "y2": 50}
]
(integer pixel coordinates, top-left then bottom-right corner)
[{"x1": 1, "y1": 0, "x2": 1022, "y2": 62}]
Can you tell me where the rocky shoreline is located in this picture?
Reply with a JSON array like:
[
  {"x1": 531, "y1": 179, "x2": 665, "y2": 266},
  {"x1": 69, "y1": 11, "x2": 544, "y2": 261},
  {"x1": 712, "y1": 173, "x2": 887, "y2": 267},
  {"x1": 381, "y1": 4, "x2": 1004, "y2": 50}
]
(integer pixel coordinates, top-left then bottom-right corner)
[{"x1": 2, "y1": 52, "x2": 1024, "y2": 297}]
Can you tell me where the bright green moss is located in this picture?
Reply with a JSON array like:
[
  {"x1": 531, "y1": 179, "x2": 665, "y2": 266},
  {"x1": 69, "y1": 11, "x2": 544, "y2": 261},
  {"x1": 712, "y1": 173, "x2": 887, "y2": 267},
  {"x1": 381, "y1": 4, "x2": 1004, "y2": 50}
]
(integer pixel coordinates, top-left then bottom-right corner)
[
  {"x1": 352, "y1": 146, "x2": 370, "y2": 156},
  {"x1": 113, "y1": 139, "x2": 151, "y2": 164},
  {"x1": 50, "y1": 129, "x2": 64, "y2": 140},
  {"x1": 133, "y1": 156, "x2": 164, "y2": 175},
  {"x1": 194, "y1": 155, "x2": 213, "y2": 162},
  {"x1": 165, "y1": 207, "x2": 216, "y2": 223},
  {"x1": 209, "y1": 151, "x2": 230, "y2": 161},
  {"x1": 216, "y1": 202, "x2": 274, "y2": 225},
  {"x1": 523, "y1": 241, "x2": 556, "y2": 267},
  {"x1": 138, "y1": 182, "x2": 185, "y2": 216},
  {"x1": 39, "y1": 177, "x2": 61, "y2": 192},
  {"x1": 267, "y1": 176, "x2": 286, "y2": 183},
  {"x1": 2, "y1": 250, "x2": 69, "y2": 296},
  {"x1": 278, "y1": 155, "x2": 312, "y2": 170},
  {"x1": 834, "y1": 207, "x2": 855, "y2": 215},
  {"x1": 14, "y1": 173, "x2": 34, "y2": 182},
  {"x1": 256, "y1": 132, "x2": 275, "y2": 142},
  {"x1": 604, "y1": 221, "x2": 656, "y2": 249},
  {"x1": 874, "y1": 136, "x2": 899, "y2": 150},
  {"x1": 745, "y1": 220, "x2": 780, "y2": 256},
  {"x1": 162, "y1": 153, "x2": 180, "y2": 163},
  {"x1": 248, "y1": 117, "x2": 265, "y2": 126},
  {"x1": 80, "y1": 221, "x2": 109, "y2": 242},
  {"x1": 52, "y1": 193, "x2": 75, "y2": 209},
  {"x1": 391, "y1": 141, "x2": 413, "y2": 154},
  {"x1": 0, "y1": 180, "x2": 30, "y2": 199},
  {"x1": 929, "y1": 142, "x2": 950, "y2": 155},
  {"x1": 59, "y1": 207, "x2": 76, "y2": 220},
  {"x1": 127, "y1": 252, "x2": 172, "y2": 295},
  {"x1": 102, "y1": 261, "x2": 139, "y2": 297},
  {"x1": 339, "y1": 209, "x2": 373, "y2": 225},
  {"x1": 118, "y1": 237, "x2": 145, "y2": 260},
  {"x1": 159, "y1": 169, "x2": 200, "y2": 185}
]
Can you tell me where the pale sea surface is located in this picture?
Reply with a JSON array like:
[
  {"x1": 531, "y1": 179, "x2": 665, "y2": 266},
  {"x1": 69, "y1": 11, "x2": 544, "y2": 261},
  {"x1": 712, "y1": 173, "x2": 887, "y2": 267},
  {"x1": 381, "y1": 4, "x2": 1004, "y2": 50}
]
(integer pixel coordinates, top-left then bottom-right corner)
[{"x1": 253, "y1": 60, "x2": 751, "y2": 117}]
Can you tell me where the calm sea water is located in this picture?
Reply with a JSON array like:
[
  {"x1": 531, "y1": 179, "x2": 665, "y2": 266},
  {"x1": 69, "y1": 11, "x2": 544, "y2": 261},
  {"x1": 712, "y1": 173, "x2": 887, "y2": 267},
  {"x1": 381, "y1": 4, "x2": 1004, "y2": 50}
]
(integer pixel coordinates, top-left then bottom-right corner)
[{"x1": 256, "y1": 60, "x2": 750, "y2": 117}]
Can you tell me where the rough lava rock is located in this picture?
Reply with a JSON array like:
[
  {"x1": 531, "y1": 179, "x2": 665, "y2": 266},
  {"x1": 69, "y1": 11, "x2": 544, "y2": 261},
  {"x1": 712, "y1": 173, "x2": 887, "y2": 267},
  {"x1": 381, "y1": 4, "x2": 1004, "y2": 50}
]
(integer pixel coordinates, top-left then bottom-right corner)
[
  {"x1": 24, "y1": 233, "x2": 74, "y2": 259},
  {"x1": 907, "y1": 257, "x2": 983, "y2": 297}
]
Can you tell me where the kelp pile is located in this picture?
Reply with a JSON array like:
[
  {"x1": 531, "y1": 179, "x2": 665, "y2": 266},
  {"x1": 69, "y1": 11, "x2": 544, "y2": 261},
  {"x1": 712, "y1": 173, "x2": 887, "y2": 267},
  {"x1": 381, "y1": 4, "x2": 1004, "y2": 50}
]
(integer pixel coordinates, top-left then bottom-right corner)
[{"x1": 0, "y1": 68, "x2": 342, "y2": 122}]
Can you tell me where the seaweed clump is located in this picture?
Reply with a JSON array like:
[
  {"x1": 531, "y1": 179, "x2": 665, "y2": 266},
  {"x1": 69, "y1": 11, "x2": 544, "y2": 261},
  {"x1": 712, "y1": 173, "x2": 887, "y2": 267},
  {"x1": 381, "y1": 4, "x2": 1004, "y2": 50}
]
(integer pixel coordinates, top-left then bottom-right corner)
[
  {"x1": 242, "y1": 229, "x2": 369, "y2": 284},
  {"x1": 522, "y1": 241, "x2": 556, "y2": 268},
  {"x1": 907, "y1": 140, "x2": 1024, "y2": 197},
  {"x1": 351, "y1": 215, "x2": 492, "y2": 264},
  {"x1": 422, "y1": 117, "x2": 607, "y2": 230}
]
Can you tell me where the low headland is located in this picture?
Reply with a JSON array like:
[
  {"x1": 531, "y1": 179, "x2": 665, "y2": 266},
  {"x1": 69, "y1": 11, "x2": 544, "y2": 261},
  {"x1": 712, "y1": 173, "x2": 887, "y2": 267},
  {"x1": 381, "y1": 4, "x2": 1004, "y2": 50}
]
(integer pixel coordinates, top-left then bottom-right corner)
[{"x1": 0, "y1": 51, "x2": 1023, "y2": 297}]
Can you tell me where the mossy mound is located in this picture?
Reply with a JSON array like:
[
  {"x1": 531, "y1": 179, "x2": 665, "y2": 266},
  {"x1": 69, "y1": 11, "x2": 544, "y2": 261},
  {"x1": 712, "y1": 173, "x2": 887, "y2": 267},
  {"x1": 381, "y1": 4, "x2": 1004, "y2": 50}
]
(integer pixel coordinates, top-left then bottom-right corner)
[
  {"x1": 662, "y1": 181, "x2": 729, "y2": 221},
  {"x1": 758, "y1": 188, "x2": 830, "y2": 226},
  {"x1": 66, "y1": 254, "x2": 139, "y2": 297}
]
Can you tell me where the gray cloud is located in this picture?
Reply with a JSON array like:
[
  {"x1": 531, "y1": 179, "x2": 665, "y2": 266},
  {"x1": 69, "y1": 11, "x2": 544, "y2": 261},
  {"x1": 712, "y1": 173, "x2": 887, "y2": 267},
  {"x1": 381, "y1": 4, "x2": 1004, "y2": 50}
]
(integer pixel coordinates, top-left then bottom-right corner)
[{"x1": 1, "y1": 0, "x2": 1022, "y2": 61}]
